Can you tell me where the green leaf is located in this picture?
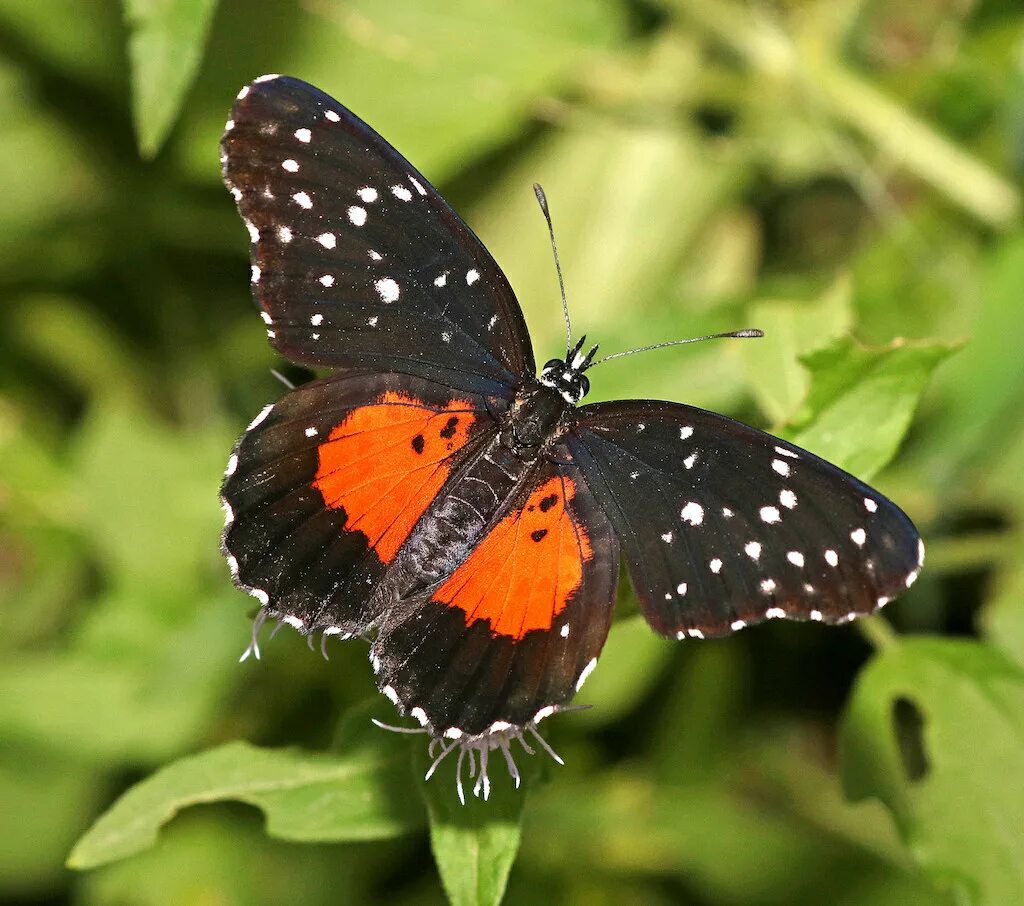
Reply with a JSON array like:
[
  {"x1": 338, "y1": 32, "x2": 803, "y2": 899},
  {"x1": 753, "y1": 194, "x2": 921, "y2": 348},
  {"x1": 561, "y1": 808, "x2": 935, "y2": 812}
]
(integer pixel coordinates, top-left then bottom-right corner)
[
  {"x1": 567, "y1": 615, "x2": 673, "y2": 728},
  {"x1": 123, "y1": 0, "x2": 220, "y2": 157},
  {"x1": 68, "y1": 723, "x2": 424, "y2": 869},
  {"x1": 926, "y1": 234, "x2": 1024, "y2": 478},
  {"x1": 783, "y1": 337, "x2": 957, "y2": 479},
  {"x1": 70, "y1": 398, "x2": 232, "y2": 589},
  {"x1": 739, "y1": 276, "x2": 853, "y2": 425},
  {"x1": 415, "y1": 742, "x2": 533, "y2": 906},
  {"x1": 981, "y1": 562, "x2": 1024, "y2": 672},
  {"x1": 840, "y1": 638, "x2": 1024, "y2": 905},
  {"x1": 82, "y1": 811, "x2": 368, "y2": 906},
  {"x1": 0, "y1": 595, "x2": 238, "y2": 764}
]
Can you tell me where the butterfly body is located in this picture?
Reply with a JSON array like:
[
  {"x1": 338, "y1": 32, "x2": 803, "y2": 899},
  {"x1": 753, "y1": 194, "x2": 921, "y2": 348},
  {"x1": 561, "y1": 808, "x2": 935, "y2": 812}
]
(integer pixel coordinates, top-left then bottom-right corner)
[{"x1": 220, "y1": 76, "x2": 923, "y2": 794}]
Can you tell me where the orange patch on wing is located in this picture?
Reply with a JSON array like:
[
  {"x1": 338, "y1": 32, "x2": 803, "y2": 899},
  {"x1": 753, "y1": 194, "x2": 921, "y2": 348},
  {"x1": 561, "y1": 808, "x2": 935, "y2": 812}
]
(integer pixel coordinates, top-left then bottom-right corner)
[
  {"x1": 313, "y1": 391, "x2": 475, "y2": 563},
  {"x1": 434, "y1": 477, "x2": 593, "y2": 640}
]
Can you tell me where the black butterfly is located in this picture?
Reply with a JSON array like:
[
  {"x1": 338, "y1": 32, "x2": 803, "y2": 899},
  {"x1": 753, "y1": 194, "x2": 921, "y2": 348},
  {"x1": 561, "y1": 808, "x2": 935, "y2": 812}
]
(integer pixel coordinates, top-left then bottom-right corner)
[{"x1": 220, "y1": 75, "x2": 923, "y2": 802}]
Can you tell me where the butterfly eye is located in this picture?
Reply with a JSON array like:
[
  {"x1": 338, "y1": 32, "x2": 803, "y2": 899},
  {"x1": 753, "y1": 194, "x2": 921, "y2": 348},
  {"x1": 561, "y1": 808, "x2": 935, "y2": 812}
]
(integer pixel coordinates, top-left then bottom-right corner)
[
  {"x1": 542, "y1": 359, "x2": 563, "y2": 373},
  {"x1": 578, "y1": 374, "x2": 590, "y2": 398}
]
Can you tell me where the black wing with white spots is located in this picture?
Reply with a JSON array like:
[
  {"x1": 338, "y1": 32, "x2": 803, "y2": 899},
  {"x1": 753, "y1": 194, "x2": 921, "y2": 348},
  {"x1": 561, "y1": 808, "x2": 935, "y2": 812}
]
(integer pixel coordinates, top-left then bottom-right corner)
[
  {"x1": 565, "y1": 401, "x2": 923, "y2": 639},
  {"x1": 222, "y1": 75, "x2": 534, "y2": 397}
]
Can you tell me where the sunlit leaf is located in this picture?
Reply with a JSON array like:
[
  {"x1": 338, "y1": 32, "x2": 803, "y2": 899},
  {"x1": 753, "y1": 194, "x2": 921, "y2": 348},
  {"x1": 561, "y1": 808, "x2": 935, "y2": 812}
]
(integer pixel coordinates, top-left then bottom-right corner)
[
  {"x1": 841, "y1": 638, "x2": 1024, "y2": 905},
  {"x1": 416, "y1": 743, "x2": 532, "y2": 906},
  {"x1": 739, "y1": 276, "x2": 853, "y2": 425},
  {"x1": 783, "y1": 337, "x2": 957, "y2": 479},
  {"x1": 123, "y1": 0, "x2": 220, "y2": 157},
  {"x1": 69, "y1": 728, "x2": 423, "y2": 869}
]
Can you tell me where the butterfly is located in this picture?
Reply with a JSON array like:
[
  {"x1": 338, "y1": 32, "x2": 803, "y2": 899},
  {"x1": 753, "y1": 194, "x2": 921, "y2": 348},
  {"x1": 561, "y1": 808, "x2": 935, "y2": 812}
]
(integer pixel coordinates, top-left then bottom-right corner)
[{"x1": 220, "y1": 75, "x2": 924, "y2": 802}]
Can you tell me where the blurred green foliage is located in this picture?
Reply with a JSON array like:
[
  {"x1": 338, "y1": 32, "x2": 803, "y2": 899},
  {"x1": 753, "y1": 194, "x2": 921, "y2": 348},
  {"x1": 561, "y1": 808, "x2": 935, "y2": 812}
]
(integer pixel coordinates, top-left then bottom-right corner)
[{"x1": 1, "y1": 0, "x2": 1023, "y2": 904}]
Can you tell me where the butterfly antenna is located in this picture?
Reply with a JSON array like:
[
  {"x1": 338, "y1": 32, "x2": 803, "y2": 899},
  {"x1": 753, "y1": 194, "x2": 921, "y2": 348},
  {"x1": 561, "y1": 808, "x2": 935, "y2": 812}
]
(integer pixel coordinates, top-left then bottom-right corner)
[
  {"x1": 534, "y1": 184, "x2": 572, "y2": 357},
  {"x1": 589, "y1": 329, "x2": 764, "y2": 368}
]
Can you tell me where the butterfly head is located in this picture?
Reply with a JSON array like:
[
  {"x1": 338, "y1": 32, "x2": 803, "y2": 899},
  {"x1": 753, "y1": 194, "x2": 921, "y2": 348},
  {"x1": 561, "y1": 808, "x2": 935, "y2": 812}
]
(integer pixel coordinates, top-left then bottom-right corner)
[{"x1": 539, "y1": 335, "x2": 598, "y2": 405}]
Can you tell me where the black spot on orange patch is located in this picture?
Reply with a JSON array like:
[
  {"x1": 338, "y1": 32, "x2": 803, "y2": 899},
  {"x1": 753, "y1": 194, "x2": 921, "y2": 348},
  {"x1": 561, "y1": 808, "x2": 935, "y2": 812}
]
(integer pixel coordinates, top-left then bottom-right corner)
[
  {"x1": 434, "y1": 477, "x2": 592, "y2": 640},
  {"x1": 439, "y1": 416, "x2": 459, "y2": 439},
  {"x1": 313, "y1": 391, "x2": 475, "y2": 564}
]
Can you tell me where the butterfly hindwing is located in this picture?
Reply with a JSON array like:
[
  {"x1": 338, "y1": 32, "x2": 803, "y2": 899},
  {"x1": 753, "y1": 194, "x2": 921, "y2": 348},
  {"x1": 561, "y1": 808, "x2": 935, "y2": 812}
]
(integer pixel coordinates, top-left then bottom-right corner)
[
  {"x1": 370, "y1": 457, "x2": 619, "y2": 736},
  {"x1": 222, "y1": 372, "x2": 497, "y2": 635},
  {"x1": 567, "y1": 401, "x2": 923, "y2": 639},
  {"x1": 222, "y1": 75, "x2": 535, "y2": 397}
]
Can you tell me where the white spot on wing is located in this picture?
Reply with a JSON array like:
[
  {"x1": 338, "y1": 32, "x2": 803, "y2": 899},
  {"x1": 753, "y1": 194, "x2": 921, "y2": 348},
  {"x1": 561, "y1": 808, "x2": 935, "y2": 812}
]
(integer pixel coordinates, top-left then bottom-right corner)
[
  {"x1": 779, "y1": 489, "x2": 798, "y2": 509},
  {"x1": 731, "y1": 619, "x2": 746, "y2": 631},
  {"x1": 251, "y1": 266, "x2": 261, "y2": 283},
  {"x1": 744, "y1": 541, "x2": 761, "y2": 560},
  {"x1": 391, "y1": 184, "x2": 412, "y2": 201},
  {"x1": 760, "y1": 579, "x2": 776, "y2": 593},
  {"x1": 375, "y1": 278, "x2": 400, "y2": 303},
  {"x1": 787, "y1": 551, "x2": 804, "y2": 567},
  {"x1": 710, "y1": 558, "x2": 723, "y2": 574},
  {"x1": 357, "y1": 186, "x2": 378, "y2": 203},
  {"x1": 245, "y1": 220, "x2": 259, "y2": 243},
  {"x1": 760, "y1": 505, "x2": 781, "y2": 523},
  {"x1": 249, "y1": 588, "x2": 269, "y2": 605},
  {"x1": 825, "y1": 549, "x2": 839, "y2": 567},
  {"x1": 775, "y1": 446, "x2": 799, "y2": 459},
  {"x1": 225, "y1": 453, "x2": 239, "y2": 476},
  {"x1": 576, "y1": 657, "x2": 598, "y2": 691},
  {"x1": 325, "y1": 110, "x2": 340, "y2": 122},
  {"x1": 277, "y1": 226, "x2": 292, "y2": 243},
  {"x1": 560, "y1": 624, "x2": 569, "y2": 638},
  {"x1": 316, "y1": 232, "x2": 336, "y2": 248},
  {"x1": 466, "y1": 269, "x2": 480, "y2": 285},
  {"x1": 382, "y1": 685, "x2": 400, "y2": 705},
  {"x1": 282, "y1": 158, "x2": 299, "y2": 172},
  {"x1": 851, "y1": 528, "x2": 867, "y2": 546},
  {"x1": 681, "y1": 502, "x2": 704, "y2": 526},
  {"x1": 864, "y1": 497, "x2": 878, "y2": 513},
  {"x1": 247, "y1": 404, "x2": 273, "y2": 431},
  {"x1": 772, "y1": 459, "x2": 791, "y2": 477},
  {"x1": 347, "y1": 206, "x2": 367, "y2": 226},
  {"x1": 410, "y1": 707, "x2": 428, "y2": 726},
  {"x1": 680, "y1": 426, "x2": 693, "y2": 440},
  {"x1": 237, "y1": 85, "x2": 250, "y2": 99},
  {"x1": 409, "y1": 176, "x2": 427, "y2": 195},
  {"x1": 319, "y1": 274, "x2": 334, "y2": 287},
  {"x1": 304, "y1": 427, "x2": 318, "y2": 437},
  {"x1": 294, "y1": 127, "x2": 312, "y2": 143},
  {"x1": 684, "y1": 453, "x2": 698, "y2": 470},
  {"x1": 434, "y1": 272, "x2": 447, "y2": 287},
  {"x1": 661, "y1": 532, "x2": 673, "y2": 543},
  {"x1": 676, "y1": 582, "x2": 687, "y2": 595},
  {"x1": 310, "y1": 313, "x2": 323, "y2": 326}
]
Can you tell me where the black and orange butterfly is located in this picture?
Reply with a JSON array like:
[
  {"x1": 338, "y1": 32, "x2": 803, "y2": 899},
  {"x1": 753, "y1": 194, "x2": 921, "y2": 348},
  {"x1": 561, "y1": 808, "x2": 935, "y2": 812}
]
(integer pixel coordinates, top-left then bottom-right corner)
[{"x1": 220, "y1": 76, "x2": 923, "y2": 801}]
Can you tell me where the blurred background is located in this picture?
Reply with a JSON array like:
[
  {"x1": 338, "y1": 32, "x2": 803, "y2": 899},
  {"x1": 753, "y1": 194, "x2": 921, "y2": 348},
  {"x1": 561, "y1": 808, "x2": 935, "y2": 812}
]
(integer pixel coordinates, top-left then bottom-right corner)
[{"x1": 2, "y1": 0, "x2": 1023, "y2": 904}]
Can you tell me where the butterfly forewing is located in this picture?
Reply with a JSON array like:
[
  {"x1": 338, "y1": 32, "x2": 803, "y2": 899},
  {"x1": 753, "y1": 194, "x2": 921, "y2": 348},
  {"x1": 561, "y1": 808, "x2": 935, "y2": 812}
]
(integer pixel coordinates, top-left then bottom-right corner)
[
  {"x1": 567, "y1": 401, "x2": 923, "y2": 639},
  {"x1": 222, "y1": 76, "x2": 534, "y2": 397}
]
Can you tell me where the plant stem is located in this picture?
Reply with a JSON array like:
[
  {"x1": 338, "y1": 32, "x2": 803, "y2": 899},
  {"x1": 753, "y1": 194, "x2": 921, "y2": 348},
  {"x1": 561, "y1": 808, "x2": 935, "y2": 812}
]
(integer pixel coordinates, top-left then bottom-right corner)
[
  {"x1": 661, "y1": 0, "x2": 1021, "y2": 227},
  {"x1": 856, "y1": 615, "x2": 899, "y2": 650}
]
